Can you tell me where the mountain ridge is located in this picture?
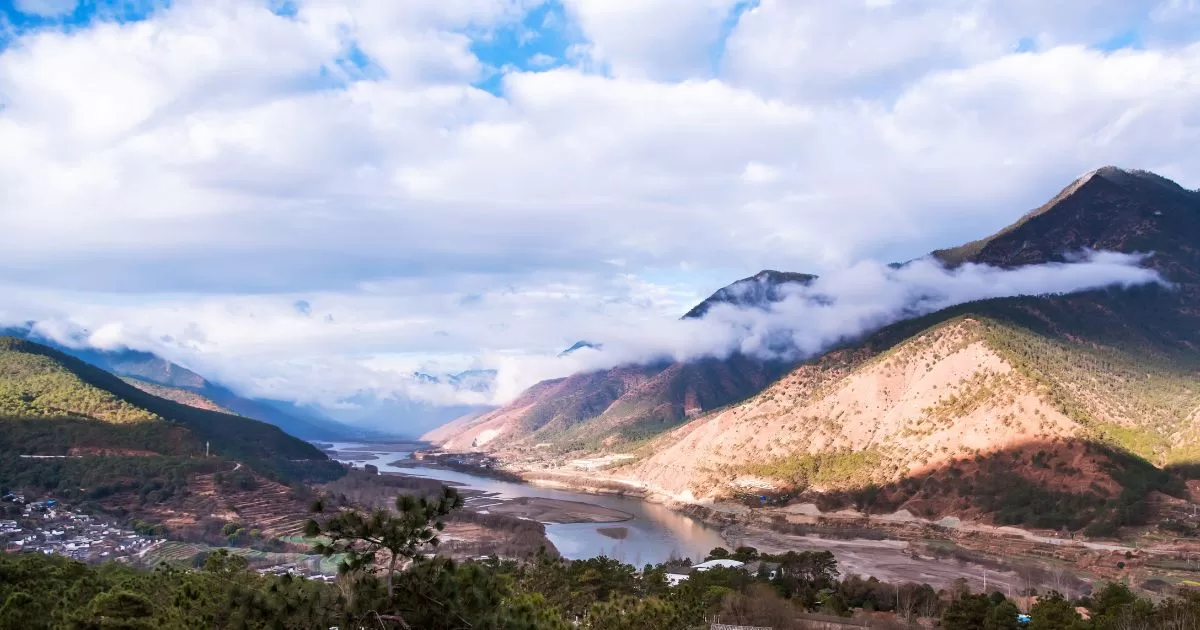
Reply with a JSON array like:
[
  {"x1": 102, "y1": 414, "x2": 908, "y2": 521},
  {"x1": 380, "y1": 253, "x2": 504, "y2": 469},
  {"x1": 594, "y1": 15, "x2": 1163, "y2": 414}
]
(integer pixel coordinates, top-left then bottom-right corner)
[
  {"x1": 423, "y1": 265, "x2": 823, "y2": 449},
  {"x1": 430, "y1": 166, "x2": 1200, "y2": 531},
  {"x1": 613, "y1": 166, "x2": 1200, "y2": 529},
  {"x1": 0, "y1": 336, "x2": 329, "y2": 465},
  {"x1": 0, "y1": 324, "x2": 368, "y2": 440}
]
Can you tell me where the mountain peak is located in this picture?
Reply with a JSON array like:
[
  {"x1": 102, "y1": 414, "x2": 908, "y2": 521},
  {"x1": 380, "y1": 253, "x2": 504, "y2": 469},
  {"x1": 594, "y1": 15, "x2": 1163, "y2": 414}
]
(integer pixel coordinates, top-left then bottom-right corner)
[
  {"x1": 750, "y1": 269, "x2": 817, "y2": 284},
  {"x1": 559, "y1": 340, "x2": 601, "y2": 357},
  {"x1": 683, "y1": 270, "x2": 818, "y2": 319},
  {"x1": 934, "y1": 167, "x2": 1200, "y2": 277}
]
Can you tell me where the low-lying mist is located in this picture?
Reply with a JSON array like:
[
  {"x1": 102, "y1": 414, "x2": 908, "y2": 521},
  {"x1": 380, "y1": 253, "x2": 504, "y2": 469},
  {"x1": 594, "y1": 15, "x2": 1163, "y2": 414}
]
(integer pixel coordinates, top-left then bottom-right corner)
[
  {"x1": 0, "y1": 251, "x2": 1167, "y2": 417},
  {"x1": 522, "y1": 251, "x2": 1164, "y2": 401}
]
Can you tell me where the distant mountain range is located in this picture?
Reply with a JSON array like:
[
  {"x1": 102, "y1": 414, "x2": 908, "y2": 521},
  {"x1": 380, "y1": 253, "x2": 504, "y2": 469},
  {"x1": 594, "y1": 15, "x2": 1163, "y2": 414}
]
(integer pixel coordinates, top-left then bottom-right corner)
[
  {"x1": 428, "y1": 166, "x2": 1200, "y2": 533},
  {"x1": 0, "y1": 324, "x2": 373, "y2": 441}
]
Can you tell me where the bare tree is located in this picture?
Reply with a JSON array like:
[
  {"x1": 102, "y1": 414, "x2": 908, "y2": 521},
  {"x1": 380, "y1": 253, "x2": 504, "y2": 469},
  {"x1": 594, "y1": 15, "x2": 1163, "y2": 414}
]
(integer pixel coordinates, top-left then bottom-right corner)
[
  {"x1": 895, "y1": 585, "x2": 915, "y2": 625},
  {"x1": 1051, "y1": 567, "x2": 1070, "y2": 599}
]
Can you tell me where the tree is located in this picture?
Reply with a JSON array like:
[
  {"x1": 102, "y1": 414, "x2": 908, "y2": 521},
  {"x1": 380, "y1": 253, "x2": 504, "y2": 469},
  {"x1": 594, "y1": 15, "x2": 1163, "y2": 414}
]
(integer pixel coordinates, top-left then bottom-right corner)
[
  {"x1": 1029, "y1": 591, "x2": 1085, "y2": 630},
  {"x1": 78, "y1": 590, "x2": 156, "y2": 630},
  {"x1": 942, "y1": 593, "x2": 991, "y2": 630},
  {"x1": 306, "y1": 486, "x2": 464, "y2": 602},
  {"x1": 202, "y1": 548, "x2": 249, "y2": 575},
  {"x1": 985, "y1": 601, "x2": 1021, "y2": 630},
  {"x1": 0, "y1": 592, "x2": 38, "y2": 629},
  {"x1": 717, "y1": 583, "x2": 796, "y2": 629},
  {"x1": 732, "y1": 546, "x2": 759, "y2": 562},
  {"x1": 707, "y1": 547, "x2": 730, "y2": 559},
  {"x1": 1089, "y1": 582, "x2": 1157, "y2": 630}
]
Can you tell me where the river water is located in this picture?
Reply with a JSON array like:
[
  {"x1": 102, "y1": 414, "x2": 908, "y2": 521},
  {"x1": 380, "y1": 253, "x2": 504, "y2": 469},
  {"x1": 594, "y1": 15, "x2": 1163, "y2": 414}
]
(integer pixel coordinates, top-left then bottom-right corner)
[{"x1": 325, "y1": 443, "x2": 725, "y2": 566}]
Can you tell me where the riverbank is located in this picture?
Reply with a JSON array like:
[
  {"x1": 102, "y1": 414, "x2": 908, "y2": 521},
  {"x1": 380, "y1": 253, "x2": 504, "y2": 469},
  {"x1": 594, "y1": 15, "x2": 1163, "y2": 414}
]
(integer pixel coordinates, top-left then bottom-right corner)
[
  {"x1": 481, "y1": 496, "x2": 633, "y2": 524},
  {"x1": 497, "y1": 463, "x2": 1186, "y2": 593}
]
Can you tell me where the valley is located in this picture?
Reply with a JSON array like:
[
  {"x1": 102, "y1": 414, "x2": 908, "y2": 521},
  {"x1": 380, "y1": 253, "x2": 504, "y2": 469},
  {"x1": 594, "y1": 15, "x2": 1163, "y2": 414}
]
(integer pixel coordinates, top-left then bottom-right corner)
[
  {"x1": 416, "y1": 446, "x2": 1200, "y2": 596},
  {"x1": 4, "y1": 166, "x2": 1200, "y2": 626}
]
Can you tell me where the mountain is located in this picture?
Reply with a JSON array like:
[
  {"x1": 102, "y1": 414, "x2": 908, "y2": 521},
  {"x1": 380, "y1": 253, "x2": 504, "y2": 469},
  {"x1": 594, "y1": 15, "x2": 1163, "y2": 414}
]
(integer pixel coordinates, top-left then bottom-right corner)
[
  {"x1": 0, "y1": 325, "x2": 363, "y2": 441},
  {"x1": 121, "y1": 377, "x2": 233, "y2": 413},
  {"x1": 559, "y1": 341, "x2": 601, "y2": 357},
  {"x1": 622, "y1": 166, "x2": 1200, "y2": 531},
  {"x1": 682, "y1": 270, "x2": 817, "y2": 319},
  {"x1": 0, "y1": 336, "x2": 328, "y2": 466},
  {"x1": 424, "y1": 270, "x2": 818, "y2": 450}
]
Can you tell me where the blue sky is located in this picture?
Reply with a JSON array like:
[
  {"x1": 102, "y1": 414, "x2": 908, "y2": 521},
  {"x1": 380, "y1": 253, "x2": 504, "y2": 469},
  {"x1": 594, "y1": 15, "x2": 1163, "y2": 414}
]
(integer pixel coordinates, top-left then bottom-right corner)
[{"x1": 0, "y1": 0, "x2": 1198, "y2": 416}]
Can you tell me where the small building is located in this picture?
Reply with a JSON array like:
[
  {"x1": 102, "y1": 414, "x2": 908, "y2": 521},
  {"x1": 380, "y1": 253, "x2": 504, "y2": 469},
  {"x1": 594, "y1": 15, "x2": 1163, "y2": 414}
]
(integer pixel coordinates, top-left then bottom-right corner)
[
  {"x1": 665, "y1": 566, "x2": 695, "y2": 586},
  {"x1": 744, "y1": 561, "x2": 780, "y2": 579},
  {"x1": 692, "y1": 559, "x2": 745, "y2": 572},
  {"x1": 666, "y1": 559, "x2": 747, "y2": 586}
]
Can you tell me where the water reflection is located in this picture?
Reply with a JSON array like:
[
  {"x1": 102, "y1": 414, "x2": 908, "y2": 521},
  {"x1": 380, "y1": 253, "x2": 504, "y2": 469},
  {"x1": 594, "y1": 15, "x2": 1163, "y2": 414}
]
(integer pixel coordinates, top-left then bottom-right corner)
[{"x1": 325, "y1": 443, "x2": 725, "y2": 566}]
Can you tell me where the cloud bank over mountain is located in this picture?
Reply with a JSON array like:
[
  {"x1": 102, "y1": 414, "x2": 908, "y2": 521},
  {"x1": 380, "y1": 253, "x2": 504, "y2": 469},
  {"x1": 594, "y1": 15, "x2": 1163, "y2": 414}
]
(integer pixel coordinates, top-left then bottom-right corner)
[
  {"x1": 2, "y1": 252, "x2": 1163, "y2": 410},
  {"x1": 544, "y1": 251, "x2": 1165, "y2": 372}
]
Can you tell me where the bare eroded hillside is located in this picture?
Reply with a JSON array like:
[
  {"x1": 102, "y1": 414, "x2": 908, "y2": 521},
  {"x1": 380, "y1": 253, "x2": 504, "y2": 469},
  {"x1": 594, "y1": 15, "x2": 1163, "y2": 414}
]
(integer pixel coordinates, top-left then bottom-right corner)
[{"x1": 627, "y1": 318, "x2": 1086, "y2": 502}]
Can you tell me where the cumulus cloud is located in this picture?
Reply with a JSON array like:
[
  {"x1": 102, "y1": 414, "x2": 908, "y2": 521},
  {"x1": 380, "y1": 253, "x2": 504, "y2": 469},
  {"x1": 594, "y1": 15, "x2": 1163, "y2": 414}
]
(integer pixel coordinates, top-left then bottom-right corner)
[
  {"x1": 3, "y1": 0, "x2": 1198, "y2": 295},
  {"x1": 0, "y1": 0, "x2": 1197, "y2": 428},
  {"x1": 559, "y1": 0, "x2": 744, "y2": 79}
]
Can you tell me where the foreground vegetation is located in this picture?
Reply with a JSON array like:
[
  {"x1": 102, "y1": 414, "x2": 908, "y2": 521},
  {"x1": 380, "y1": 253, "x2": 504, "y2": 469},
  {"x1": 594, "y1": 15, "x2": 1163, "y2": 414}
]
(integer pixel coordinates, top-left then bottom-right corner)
[{"x1": 9, "y1": 483, "x2": 1200, "y2": 629}]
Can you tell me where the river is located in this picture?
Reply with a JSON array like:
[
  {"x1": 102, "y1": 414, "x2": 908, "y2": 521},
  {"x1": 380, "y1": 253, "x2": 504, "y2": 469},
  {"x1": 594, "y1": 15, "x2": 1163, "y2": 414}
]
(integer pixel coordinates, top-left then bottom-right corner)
[{"x1": 325, "y1": 443, "x2": 725, "y2": 566}]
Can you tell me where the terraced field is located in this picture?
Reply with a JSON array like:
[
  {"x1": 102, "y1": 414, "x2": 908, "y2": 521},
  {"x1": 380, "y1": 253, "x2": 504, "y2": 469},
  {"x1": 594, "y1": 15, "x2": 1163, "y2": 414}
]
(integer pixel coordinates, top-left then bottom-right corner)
[
  {"x1": 139, "y1": 469, "x2": 314, "y2": 538},
  {"x1": 232, "y1": 480, "x2": 311, "y2": 538}
]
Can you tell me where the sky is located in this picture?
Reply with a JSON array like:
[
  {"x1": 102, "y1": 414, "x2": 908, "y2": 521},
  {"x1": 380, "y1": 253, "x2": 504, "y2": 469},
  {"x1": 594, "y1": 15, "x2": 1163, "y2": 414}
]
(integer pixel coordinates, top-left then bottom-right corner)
[{"x1": 1, "y1": 0, "x2": 1198, "y2": 419}]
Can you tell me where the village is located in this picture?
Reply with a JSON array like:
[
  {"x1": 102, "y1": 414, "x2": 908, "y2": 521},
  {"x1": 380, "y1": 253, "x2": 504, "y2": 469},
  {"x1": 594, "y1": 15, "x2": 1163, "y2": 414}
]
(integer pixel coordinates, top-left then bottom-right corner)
[{"x1": 1, "y1": 493, "x2": 162, "y2": 563}]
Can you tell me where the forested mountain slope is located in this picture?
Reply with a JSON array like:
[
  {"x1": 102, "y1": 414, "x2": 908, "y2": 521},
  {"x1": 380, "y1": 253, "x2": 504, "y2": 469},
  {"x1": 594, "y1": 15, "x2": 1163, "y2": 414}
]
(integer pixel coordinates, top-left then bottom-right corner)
[
  {"x1": 0, "y1": 336, "x2": 327, "y2": 464},
  {"x1": 0, "y1": 325, "x2": 361, "y2": 440}
]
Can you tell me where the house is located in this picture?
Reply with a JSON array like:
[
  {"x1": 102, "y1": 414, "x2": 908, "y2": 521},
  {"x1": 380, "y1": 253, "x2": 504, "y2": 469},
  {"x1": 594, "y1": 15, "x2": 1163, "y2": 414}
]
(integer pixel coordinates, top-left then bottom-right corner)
[
  {"x1": 666, "y1": 559, "x2": 747, "y2": 585},
  {"x1": 665, "y1": 566, "x2": 695, "y2": 586},
  {"x1": 743, "y1": 561, "x2": 780, "y2": 579}
]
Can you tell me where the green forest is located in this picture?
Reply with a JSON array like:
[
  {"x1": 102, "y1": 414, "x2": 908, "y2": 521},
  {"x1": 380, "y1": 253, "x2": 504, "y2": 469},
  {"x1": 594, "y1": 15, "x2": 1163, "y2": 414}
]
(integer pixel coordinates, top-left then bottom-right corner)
[{"x1": 0, "y1": 336, "x2": 340, "y2": 483}]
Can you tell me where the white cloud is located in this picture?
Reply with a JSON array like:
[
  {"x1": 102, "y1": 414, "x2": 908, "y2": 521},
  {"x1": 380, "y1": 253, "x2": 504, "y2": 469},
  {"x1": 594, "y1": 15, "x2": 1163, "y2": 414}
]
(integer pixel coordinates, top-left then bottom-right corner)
[
  {"x1": 528, "y1": 52, "x2": 556, "y2": 67},
  {"x1": 721, "y1": 0, "x2": 1200, "y2": 100},
  {"x1": 1, "y1": 0, "x2": 1199, "y2": 424},
  {"x1": 741, "y1": 161, "x2": 779, "y2": 184},
  {"x1": 540, "y1": 252, "x2": 1168, "y2": 380},
  {"x1": 0, "y1": 271, "x2": 703, "y2": 408},
  {"x1": 559, "y1": 0, "x2": 743, "y2": 79},
  {"x1": 0, "y1": 252, "x2": 1165, "y2": 415}
]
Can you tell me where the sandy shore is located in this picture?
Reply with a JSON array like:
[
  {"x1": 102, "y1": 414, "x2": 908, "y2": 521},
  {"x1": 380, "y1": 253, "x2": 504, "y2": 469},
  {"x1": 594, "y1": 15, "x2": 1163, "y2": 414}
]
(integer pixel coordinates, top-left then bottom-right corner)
[
  {"x1": 328, "y1": 450, "x2": 381, "y2": 462},
  {"x1": 376, "y1": 469, "x2": 633, "y2": 525},
  {"x1": 478, "y1": 496, "x2": 633, "y2": 524},
  {"x1": 727, "y1": 524, "x2": 1025, "y2": 592}
]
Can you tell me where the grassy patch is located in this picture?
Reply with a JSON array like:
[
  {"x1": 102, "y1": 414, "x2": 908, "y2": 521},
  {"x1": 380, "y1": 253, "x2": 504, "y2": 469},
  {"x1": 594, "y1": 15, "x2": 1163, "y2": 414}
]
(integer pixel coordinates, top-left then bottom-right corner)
[{"x1": 737, "y1": 449, "x2": 882, "y2": 491}]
